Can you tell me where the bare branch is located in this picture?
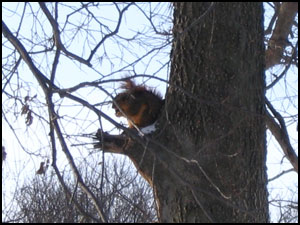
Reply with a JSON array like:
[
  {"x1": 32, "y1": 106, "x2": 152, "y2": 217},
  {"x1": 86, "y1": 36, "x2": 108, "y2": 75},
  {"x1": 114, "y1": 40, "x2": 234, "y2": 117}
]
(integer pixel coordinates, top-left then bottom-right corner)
[
  {"x1": 265, "y1": 98, "x2": 298, "y2": 173},
  {"x1": 2, "y1": 21, "x2": 53, "y2": 91},
  {"x1": 39, "y1": 3, "x2": 92, "y2": 67}
]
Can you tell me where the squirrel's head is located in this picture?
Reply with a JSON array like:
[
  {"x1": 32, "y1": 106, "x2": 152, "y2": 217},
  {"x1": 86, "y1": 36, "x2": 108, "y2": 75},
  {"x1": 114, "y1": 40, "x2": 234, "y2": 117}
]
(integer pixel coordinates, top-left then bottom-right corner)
[
  {"x1": 112, "y1": 78, "x2": 163, "y2": 119},
  {"x1": 112, "y1": 92, "x2": 137, "y2": 117}
]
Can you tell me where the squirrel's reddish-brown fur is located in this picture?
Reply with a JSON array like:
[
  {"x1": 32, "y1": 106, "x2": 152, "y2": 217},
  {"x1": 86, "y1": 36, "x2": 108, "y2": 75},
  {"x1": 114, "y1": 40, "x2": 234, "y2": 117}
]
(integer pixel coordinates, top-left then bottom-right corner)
[{"x1": 112, "y1": 79, "x2": 164, "y2": 128}]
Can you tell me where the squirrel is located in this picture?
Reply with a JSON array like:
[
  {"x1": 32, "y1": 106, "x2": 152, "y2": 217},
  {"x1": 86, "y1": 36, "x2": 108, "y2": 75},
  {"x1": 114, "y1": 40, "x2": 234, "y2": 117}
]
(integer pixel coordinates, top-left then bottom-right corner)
[{"x1": 112, "y1": 78, "x2": 164, "y2": 129}]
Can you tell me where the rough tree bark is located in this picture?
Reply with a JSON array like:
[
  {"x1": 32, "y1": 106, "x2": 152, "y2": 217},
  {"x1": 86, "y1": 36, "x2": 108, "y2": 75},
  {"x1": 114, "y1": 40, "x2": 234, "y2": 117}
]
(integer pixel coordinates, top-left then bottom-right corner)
[{"x1": 95, "y1": 2, "x2": 269, "y2": 222}]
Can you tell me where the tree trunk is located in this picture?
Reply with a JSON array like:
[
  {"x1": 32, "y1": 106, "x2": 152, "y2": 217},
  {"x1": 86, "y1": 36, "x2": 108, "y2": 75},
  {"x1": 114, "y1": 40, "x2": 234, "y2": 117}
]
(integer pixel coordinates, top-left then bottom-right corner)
[
  {"x1": 95, "y1": 2, "x2": 269, "y2": 222},
  {"x1": 161, "y1": 2, "x2": 268, "y2": 222}
]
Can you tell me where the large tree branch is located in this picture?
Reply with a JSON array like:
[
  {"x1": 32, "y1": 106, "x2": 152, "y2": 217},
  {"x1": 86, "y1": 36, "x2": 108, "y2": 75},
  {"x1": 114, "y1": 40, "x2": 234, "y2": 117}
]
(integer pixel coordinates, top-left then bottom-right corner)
[
  {"x1": 265, "y1": 2, "x2": 298, "y2": 69},
  {"x1": 94, "y1": 130, "x2": 128, "y2": 154}
]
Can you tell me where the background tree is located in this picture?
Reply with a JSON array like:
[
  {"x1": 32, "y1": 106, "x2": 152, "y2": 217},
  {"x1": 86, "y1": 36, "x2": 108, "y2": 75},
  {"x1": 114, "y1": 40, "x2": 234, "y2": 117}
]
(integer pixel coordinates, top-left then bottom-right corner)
[
  {"x1": 2, "y1": 2, "x2": 298, "y2": 223},
  {"x1": 8, "y1": 159, "x2": 156, "y2": 223}
]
